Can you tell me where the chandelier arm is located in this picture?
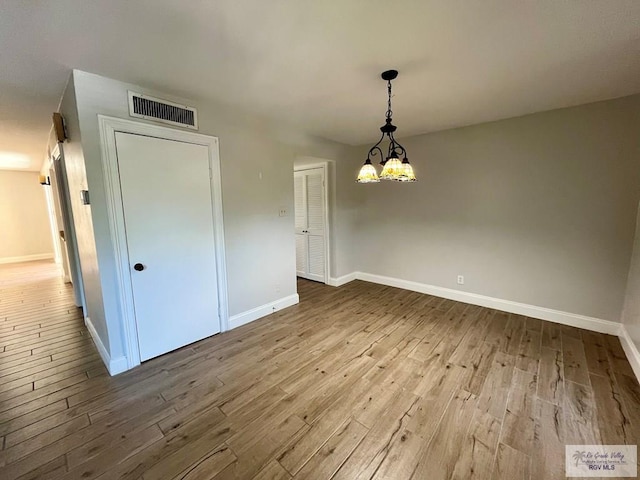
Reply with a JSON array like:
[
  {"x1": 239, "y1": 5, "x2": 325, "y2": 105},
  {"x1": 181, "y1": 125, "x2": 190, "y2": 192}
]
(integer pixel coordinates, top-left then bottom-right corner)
[
  {"x1": 367, "y1": 132, "x2": 386, "y2": 158},
  {"x1": 367, "y1": 145, "x2": 385, "y2": 164},
  {"x1": 389, "y1": 131, "x2": 407, "y2": 157},
  {"x1": 394, "y1": 142, "x2": 407, "y2": 157}
]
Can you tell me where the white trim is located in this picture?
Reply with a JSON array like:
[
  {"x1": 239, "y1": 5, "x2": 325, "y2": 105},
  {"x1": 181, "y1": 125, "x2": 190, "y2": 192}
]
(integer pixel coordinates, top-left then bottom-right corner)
[
  {"x1": 341, "y1": 271, "x2": 621, "y2": 336},
  {"x1": 619, "y1": 325, "x2": 640, "y2": 383},
  {"x1": 294, "y1": 162, "x2": 330, "y2": 284},
  {"x1": 229, "y1": 294, "x2": 300, "y2": 330},
  {"x1": 328, "y1": 272, "x2": 357, "y2": 287},
  {"x1": 84, "y1": 317, "x2": 128, "y2": 375},
  {"x1": 98, "y1": 115, "x2": 228, "y2": 372},
  {"x1": 0, "y1": 253, "x2": 54, "y2": 265}
]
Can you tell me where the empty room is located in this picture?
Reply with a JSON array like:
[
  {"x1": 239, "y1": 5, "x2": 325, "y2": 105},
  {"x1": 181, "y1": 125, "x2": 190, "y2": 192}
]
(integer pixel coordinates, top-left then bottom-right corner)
[{"x1": 1, "y1": 1, "x2": 639, "y2": 479}]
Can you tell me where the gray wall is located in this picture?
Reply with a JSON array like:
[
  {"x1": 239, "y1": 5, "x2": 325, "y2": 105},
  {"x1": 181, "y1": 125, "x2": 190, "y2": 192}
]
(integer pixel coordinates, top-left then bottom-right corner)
[
  {"x1": 353, "y1": 95, "x2": 640, "y2": 321},
  {"x1": 0, "y1": 170, "x2": 53, "y2": 260}
]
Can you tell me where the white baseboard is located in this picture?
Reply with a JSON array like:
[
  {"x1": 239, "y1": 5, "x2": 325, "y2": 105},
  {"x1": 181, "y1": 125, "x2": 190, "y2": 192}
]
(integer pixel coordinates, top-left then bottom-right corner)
[
  {"x1": 0, "y1": 253, "x2": 54, "y2": 265},
  {"x1": 345, "y1": 271, "x2": 621, "y2": 336},
  {"x1": 328, "y1": 272, "x2": 358, "y2": 287},
  {"x1": 108, "y1": 355, "x2": 129, "y2": 375},
  {"x1": 85, "y1": 316, "x2": 128, "y2": 375},
  {"x1": 229, "y1": 294, "x2": 300, "y2": 330},
  {"x1": 619, "y1": 325, "x2": 640, "y2": 383}
]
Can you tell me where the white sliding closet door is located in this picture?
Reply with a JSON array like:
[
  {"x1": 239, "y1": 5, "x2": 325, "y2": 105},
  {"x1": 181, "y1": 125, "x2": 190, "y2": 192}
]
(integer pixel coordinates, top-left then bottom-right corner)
[{"x1": 294, "y1": 167, "x2": 326, "y2": 283}]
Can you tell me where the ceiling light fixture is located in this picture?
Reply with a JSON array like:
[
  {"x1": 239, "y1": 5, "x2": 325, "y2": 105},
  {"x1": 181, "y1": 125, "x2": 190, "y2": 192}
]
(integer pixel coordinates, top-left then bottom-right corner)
[
  {"x1": 357, "y1": 70, "x2": 416, "y2": 183},
  {"x1": 0, "y1": 152, "x2": 31, "y2": 170}
]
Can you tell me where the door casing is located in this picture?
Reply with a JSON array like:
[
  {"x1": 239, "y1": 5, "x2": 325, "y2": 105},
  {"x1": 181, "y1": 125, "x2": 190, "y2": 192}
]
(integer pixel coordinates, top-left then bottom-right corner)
[{"x1": 99, "y1": 115, "x2": 228, "y2": 371}]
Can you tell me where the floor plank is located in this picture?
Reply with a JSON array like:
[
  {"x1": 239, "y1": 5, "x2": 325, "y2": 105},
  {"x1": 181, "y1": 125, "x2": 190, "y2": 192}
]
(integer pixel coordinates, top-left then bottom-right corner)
[
  {"x1": 493, "y1": 442, "x2": 530, "y2": 480},
  {"x1": 537, "y1": 346, "x2": 564, "y2": 405},
  {"x1": 531, "y1": 399, "x2": 565, "y2": 480},
  {"x1": 562, "y1": 334, "x2": 591, "y2": 386}
]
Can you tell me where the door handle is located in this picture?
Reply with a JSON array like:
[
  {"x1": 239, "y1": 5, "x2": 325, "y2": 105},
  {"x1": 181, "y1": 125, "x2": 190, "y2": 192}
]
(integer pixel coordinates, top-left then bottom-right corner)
[{"x1": 133, "y1": 263, "x2": 145, "y2": 271}]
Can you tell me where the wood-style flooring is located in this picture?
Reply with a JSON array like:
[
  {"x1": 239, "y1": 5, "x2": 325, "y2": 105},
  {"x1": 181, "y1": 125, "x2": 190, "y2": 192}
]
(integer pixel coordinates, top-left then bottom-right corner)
[{"x1": 0, "y1": 260, "x2": 639, "y2": 479}]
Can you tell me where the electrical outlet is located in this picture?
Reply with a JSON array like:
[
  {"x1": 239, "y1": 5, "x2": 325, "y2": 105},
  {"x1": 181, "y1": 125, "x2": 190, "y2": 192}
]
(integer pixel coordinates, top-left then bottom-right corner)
[
  {"x1": 457, "y1": 275, "x2": 464, "y2": 285},
  {"x1": 278, "y1": 207, "x2": 287, "y2": 217}
]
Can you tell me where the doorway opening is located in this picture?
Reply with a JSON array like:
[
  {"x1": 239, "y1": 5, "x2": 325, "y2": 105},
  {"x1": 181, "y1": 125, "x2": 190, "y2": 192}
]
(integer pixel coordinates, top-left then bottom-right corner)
[
  {"x1": 294, "y1": 159, "x2": 331, "y2": 298},
  {"x1": 48, "y1": 144, "x2": 86, "y2": 309}
]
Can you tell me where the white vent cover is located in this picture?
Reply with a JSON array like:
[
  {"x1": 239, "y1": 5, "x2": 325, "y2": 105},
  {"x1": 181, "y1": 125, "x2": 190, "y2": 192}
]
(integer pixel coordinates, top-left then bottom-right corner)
[{"x1": 128, "y1": 91, "x2": 198, "y2": 130}]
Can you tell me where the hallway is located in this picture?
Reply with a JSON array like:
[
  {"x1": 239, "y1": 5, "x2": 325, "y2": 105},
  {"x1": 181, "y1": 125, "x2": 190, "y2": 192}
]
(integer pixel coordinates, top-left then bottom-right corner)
[{"x1": 0, "y1": 261, "x2": 107, "y2": 471}]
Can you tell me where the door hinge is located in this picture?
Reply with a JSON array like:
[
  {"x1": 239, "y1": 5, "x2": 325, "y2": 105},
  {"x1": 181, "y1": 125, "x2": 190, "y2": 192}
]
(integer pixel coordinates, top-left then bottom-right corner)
[{"x1": 209, "y1": 168, "x2": 213, "y2": 179}]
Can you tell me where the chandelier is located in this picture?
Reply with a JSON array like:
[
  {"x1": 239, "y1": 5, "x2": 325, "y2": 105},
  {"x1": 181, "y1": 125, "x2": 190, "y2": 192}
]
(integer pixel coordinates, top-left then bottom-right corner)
[{"x1": 357, "y1": 70, "x2": 416, "y2": 183}]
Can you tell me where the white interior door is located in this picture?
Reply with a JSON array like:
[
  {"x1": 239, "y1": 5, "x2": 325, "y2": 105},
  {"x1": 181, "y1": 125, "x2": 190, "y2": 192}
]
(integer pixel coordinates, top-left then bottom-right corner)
[
  {"x1": 115, "y1": 132, "x2": 220, "y2": 361},
  {"x1": 48, "y1": 163, "x2": 72, "y2": 283},
  {"x1": 294, "y1": 167, "x2": 326, "y2": 283}
]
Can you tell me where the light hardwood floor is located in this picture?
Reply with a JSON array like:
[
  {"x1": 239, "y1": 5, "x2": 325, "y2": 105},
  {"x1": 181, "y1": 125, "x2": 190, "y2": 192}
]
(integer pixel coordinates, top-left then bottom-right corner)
[{"x1": 0, "y1": 261, "x2": 639, "y2": 479}]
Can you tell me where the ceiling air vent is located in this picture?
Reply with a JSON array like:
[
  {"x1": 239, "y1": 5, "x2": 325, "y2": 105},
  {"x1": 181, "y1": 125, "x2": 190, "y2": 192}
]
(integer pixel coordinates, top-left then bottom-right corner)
[{"x1": 128, "y1": 91, "x2": 198, "y2": 130}]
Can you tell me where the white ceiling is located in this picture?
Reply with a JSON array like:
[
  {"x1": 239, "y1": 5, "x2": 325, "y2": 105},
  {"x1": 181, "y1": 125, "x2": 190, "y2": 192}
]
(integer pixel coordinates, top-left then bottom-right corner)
[{"x1": 1, "y1": 0, "x2": 639, "y2": 171}]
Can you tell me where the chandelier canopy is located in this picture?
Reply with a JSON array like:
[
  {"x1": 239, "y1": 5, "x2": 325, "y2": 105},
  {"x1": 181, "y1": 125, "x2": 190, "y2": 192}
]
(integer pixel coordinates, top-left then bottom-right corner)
[{"x1": 357, "y1": 70, "x2": 416, "y2": 183}]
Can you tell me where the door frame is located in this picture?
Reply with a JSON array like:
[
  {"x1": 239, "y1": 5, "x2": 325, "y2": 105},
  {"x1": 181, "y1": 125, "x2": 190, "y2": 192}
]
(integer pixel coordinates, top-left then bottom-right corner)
[
  {"x1": 50, "y1": 144, "x2": 86, "y2": 308},
  {"x1": 294, "y1": 162, "x2": 330, "y2": 284},
  {"x1": 98, "y1": 115, "x2": 228, "y2": 369},
  {"x1": 42, "y1": 162, "x2": 63, "y2": 267},
  {"x1": 47, "y1": 151, "x2": 71, "y2": 282}
]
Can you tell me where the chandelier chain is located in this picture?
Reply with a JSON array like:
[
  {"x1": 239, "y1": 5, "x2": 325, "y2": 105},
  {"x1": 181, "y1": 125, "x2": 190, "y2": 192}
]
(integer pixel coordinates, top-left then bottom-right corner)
[{"x1": 386, "y1": 80, "x2": 393, "y2": 120}]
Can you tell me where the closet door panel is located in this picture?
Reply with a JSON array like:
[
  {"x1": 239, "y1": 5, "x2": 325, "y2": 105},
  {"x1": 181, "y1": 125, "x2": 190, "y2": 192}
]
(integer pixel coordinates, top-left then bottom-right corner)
[
  {"x1": 294, "y1": 173, "x2": 307, "y2": 233},
  {"x1": 307, "y1": 235, "x2": 325, "y2": 281},
  {"x1": 295, "y1": 234, "x2": 307, "y2": 276},
  {"x1": 306, "y1": 172, "x2": 324, "y2": 234}
]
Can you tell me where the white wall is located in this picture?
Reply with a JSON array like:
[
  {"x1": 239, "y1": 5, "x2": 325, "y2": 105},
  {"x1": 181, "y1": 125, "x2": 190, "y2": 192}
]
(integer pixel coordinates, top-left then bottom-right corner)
[
  {"x1": 622, "y1": 203, "x2": 640, "y2": 356},
  {"x1": 60, "y1": 70, "x2": 353, "y2": 365},
  {"x1": 0, "y1": 170, "x2": 53, "y2": 262},
  {"x1": 352, "y1": 95, "x2": 640, "y2": 322},
  {"x1": 58, "y1": 74, "x2": 106, "y2": 345}
]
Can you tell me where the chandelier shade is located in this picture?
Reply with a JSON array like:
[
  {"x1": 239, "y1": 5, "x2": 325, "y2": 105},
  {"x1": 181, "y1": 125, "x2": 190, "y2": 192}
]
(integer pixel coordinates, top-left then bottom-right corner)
[
  {"x1": 379, "y1": 156, "x2": 403, "y2": 180},
  {"x1": 356, "y1": 159, "x2": 380, "y2": 183},
  {"x1": 356, "y1": 70, "x2": 416, "y2": 183}
]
